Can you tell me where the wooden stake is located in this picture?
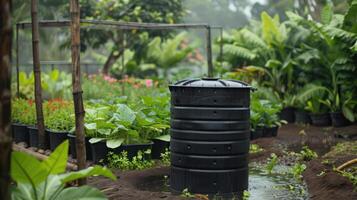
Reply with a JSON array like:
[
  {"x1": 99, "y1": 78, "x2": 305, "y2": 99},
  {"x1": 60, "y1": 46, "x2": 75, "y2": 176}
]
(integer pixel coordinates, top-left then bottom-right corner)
[
  {"x1": 0, "y1": 0, "x2": 12, "y2": 199},
  {"x1": 70, "y1": 0, "x2": 87, "y2": 185},
  {"x1": 31, "y1": 0, "x2": 46, "y2": 149}
]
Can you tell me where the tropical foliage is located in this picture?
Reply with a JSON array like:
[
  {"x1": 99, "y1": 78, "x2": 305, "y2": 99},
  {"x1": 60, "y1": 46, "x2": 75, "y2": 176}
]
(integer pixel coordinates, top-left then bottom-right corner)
[{"x1": 10, "y1": 141, "x2": 116, "y2": 199}]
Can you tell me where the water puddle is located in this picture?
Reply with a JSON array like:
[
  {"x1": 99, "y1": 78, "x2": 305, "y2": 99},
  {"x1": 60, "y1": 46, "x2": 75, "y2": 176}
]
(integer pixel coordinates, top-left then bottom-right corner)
[
  {"x1": 136, "y1": 166, "x2": 308, "y2": 199},
  {"x1": 249, "y1": 168, "x2": 308, "y2": 200}
]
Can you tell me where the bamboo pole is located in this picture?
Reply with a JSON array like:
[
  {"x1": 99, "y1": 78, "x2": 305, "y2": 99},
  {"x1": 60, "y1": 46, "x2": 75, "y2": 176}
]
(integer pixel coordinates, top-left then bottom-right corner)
[
  {"x1": 31, "y1": 0, "x2": 46, "y2": 149},
  {"x1": 70, "y1": 0, "x2": 86, "y2": 185},
  {"x1": 0, "y1": 0, "x2": 12, "y2": 199}
]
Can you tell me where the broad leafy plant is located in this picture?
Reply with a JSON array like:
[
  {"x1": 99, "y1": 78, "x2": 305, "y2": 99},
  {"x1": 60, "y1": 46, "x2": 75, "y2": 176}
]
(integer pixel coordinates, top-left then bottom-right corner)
[
  {"x1": 146, "y1": 32, "x2": 194, "y2": 76},
  {"x1": 10, "y1": 140, "x2": 116, "y2": 200}
]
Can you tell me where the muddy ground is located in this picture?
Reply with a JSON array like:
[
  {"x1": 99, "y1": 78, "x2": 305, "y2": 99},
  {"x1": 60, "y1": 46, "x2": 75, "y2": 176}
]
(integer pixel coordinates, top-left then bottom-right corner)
[{"x1": 88, "y1": 124, "x2": 357, "y2": 200}]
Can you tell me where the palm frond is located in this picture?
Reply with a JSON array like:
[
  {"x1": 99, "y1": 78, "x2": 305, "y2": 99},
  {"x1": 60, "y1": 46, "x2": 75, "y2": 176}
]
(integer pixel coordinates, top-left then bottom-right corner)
[
  {"x1": 296, "y1": 84, "x2": 329, "y2": 103},
  {"x1": 223, "y1": 44, "x2": 256, "y2": 60}
]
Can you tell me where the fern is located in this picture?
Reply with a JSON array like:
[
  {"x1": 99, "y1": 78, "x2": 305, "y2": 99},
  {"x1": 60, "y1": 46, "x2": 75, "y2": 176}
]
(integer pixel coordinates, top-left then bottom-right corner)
[
  {"x1": 240, "y1": 28, "x2": 268, "y2": 49},
  {"x1": 321, "y1": 3, "x2": 333, "y2": 25},
  {"x1": 223, "y1": 44, "x2": 256, "y2": 60}
]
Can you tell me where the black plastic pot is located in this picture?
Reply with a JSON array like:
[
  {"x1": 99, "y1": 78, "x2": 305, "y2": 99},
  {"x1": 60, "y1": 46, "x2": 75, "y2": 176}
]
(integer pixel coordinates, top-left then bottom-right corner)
[
  {"x1": 251, "y1": 126, "x2": 263, "y2": 140},
  {"x1": 263, "y1": 126, "x2": 279, "y2": 137},
  {"x1": 310, "y1": 113, "x2": 331, "y2": 126},
  {"x1": 89, "y1": 141, "x2": 108, "y2": 164},
  {"x1": 279, "y1": 107, "x2": 295, "y2": 123},
  {"x1": 151, "y1": 139, "x2": 170, "y2": 159},
  {"x1": 90, "y1": 141, "x2": 153, "y2": 163},
  {"x1": 47, "y1": 129, "x2": 68, "y2": 151},
  {"x1": 28, "y1": 126, "x2": 50, "y2": 149},
  {"x1": 67, "y1": 134, "x2": 93, "y2": 160},
  {"x1": 294, "y1": 110, "x2": 311, "y2": 124},
  {"x1": 330, "y1": 112, "x2": 350, "y2": 127},
  {"x1": 12, "y1": 123, "x2": 29, "y2": 143},
  {"x1": 114, "y1": 142, "x2": 153, "y2": 159}
]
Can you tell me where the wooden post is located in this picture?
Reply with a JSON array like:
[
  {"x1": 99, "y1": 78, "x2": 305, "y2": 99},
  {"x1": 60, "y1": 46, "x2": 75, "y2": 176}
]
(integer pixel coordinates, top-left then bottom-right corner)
[
  {"x1": 31, "y1": 0, "x2": 46, "y2": 149},
  {"x1": 0, "y1": 0, "x2": 12, "y2": 199},
  {"x1": 70, "y1": 0, "x2": 86, "y2": 185},
  {"x1": 206, "y1": 26, "x2": 213, "y2": 77}
]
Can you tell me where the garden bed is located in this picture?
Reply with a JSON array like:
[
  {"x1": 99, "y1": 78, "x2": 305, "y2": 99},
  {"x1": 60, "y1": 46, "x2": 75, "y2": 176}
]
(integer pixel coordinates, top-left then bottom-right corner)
[
  {"x1": 11, "y1": 124, "x2": 357, "y2": 199},
  {"x1": 86, "y1": 124, "x2": 357, "y2": 199}
]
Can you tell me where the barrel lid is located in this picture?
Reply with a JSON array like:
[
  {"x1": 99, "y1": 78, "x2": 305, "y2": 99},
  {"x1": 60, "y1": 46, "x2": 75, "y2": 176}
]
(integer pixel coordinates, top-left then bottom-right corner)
[{"x1": 170, "y1": 78, "x2": 251, "y2": 88}]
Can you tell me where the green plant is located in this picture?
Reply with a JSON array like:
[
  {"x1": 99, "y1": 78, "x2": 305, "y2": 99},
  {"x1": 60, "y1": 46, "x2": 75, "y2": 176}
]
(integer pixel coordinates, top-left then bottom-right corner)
[
  {"x1": 160, "y1": 148, "x2": 170, "y2": 166},
  {"x1": 290, "y1": 163, "x2": 307, "y2": 181},
  {"x1": 107, "y1": 150, "x2": 154, "y2": 170},
  {"x1": 12, "y1": 98, "x2": 36, "y2": 125},
  {"x1": 146, "y1": 32, "x2": 194, "y2": 76},
  {"x1": 337, "y1": 167, "x2": 357, "y2": 188},
  {"x1": 249, "y1": 144, "x2": 264, "y2": 154},
  {"x1": 180, "y1": 188, "x2": 195, "y2": 198},
  {"x1": 242, "y1": 190, "x2": 250, "y2": 200},
  {"x1": 44, "y1": 100, "x2": 74, "y2": 132},
  {"x1": 251, "y1": 96, "x2": 285, "y2": 128},
  {"x1": 10, "y1": 140, "x2": 116, "y2": 199},
  {"x1": 299, "y1": 146, "x2": 318, "y2": 161},
  {"x1": 42, "y1": 69, "x2": 72, "y2": 100},
  {"x1": 265, "y1": 153, "x2": 279, "y2": 174}
]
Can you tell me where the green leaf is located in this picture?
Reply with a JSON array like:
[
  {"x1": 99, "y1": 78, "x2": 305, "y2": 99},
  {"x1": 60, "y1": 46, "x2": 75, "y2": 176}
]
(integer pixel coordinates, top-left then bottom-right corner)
[
  {"x1": 58, "y1": 166, "x2": 117, "y2": 183},
  {"x1": 85, "y1": 123, "x2": 97, "y2": 130},
  {"x1": 114, "y1": 104, "x2": 136, "y2": 126},
  {"x1": 106, "y1": 138, "x2": 124, "y2": 149},
  {"x1": 155, "y1": 134, "x2": 170, "y2": 142},
  {"x1": 321, "y1": 3, "x2": 333, "y2": 24},
  {"x1": 342, "y1": 106, "x2": 355, "y2": 122},
  {"x1": 11, "y1": 151, "x2": 48, "y2": 186},
  {"x1": 261, "y1": 11, "x2": 283, "y2": 45},
  {"x1": 54, "y1": 186, "x2": 107, "y2": 200},
  {"x1": 89, "y1": 138, "x2": 105, "y2": 144},
  {"x1": 41, "y1": 140, "x2": 68, "y2": 175}
]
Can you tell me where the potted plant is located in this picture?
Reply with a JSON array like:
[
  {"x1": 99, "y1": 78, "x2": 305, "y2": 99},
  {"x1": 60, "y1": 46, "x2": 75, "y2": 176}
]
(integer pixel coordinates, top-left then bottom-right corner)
[
  {"x1": 305, "y1": 98, "x2": 331, "y2": 126},
  {"x1": 44, "y1": 100, "x2": 74, "y2": 151},
  {"x1": 279, "y1": 94, "x2": 297, "y2": 123},
  {"x1": 11, "y1": 98, "x2": 32, "y2": 143},
  {"x1": 320, "y1": 91, "x2": 356, "y2": 127},
  {"x1": 250, "y1": 106, "x2": 264, "y2": 140},
  {"x1": 259, "y1": 100, "x2": 285, "y2": 137},
  {"x1": 135, "y1": 94, "x2": 170, "y2": 159},
  {"x1": 85, "y1": 103, "x2": 153, "y2": 163}
]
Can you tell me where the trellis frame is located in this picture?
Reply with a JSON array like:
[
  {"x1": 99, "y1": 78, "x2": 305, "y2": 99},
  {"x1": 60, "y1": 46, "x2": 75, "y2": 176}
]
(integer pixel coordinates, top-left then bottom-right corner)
[{"x1": 15, "y1": 19, "x2": 223, "y2": 95}]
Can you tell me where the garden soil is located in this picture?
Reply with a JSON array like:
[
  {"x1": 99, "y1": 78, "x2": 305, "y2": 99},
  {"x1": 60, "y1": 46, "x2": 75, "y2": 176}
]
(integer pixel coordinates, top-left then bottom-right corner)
[{"x1": 87, "y1": 124, "x2": 357, "y2": 200}]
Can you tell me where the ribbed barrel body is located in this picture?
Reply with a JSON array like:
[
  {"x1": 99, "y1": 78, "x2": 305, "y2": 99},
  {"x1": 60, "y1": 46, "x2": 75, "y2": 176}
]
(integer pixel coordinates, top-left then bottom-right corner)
[{"x1": 169, "y1": 78, "x2": 251, "y2": 195}]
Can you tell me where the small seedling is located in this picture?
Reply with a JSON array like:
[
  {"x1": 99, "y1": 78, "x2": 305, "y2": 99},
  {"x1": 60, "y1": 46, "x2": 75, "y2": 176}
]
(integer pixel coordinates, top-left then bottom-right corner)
[
  {"x1": 265, "y1": 153, "x2": 279, "y2": 174},
  {"x1": 181, "y1": 188, "x2": 195, "y2": 198},
  {"x1": 299, "y1": 146, "x2": 318, "y2": 161},
  {"x1": 242, "y1": 190, "x2": 250, "y2": 200},
  {"x1": 160, "y1": 148, "x2": 170, "y2": 166},
  {"x1": 249, "y1": 144, "x2": 264, "y2": 154},
  {"x1": 290, "y1": 163, "x2": 306, "y2": 181}
]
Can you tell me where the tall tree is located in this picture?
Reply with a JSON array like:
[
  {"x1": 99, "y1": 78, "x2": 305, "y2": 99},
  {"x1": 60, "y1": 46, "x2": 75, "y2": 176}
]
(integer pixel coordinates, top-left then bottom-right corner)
[
  {"x1": 79, "y1": 0, "x2": 185, "y2": 74},
  {"x1": 31, "y1": 0, "x2": 46, "y2": 149},
  {"x1": 70, "y1": 0, "x2": 87, "y2": 185},
  {"x1": 0, "y1": 0, "x2": 12, "y2": 199}
]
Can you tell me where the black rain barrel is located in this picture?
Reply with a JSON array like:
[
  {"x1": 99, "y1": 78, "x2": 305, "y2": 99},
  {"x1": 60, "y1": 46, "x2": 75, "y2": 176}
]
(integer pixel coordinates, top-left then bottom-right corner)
[{"x1": 169, "y1": 78, "x2": 253, "y2": 197}]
